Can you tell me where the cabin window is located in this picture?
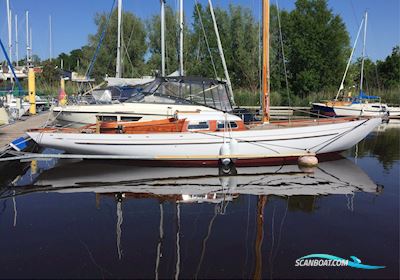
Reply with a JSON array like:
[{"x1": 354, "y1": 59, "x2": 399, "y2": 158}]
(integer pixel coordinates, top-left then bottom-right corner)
[
  {"x1": 120, "y1": 116, "x2": 142, "y2": 122},
  {"x1": 98, "y1": 115, "x2": 117, "y2": 121},
  {"x1": 187, "y1": 121, "x2": 210, "y2": 130},
  {"x1": 217, "y1": 121, "x2": 238, "y2": 129}
]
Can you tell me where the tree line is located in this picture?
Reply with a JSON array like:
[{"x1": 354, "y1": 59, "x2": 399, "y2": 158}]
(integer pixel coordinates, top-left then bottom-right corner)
[{"x1": 37, "y1": 0, "x2": 399, "y2": 105}]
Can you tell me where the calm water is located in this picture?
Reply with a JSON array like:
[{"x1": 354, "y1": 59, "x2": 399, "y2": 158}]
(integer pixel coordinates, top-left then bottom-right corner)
[{"x1": 0, "y1": 122, "x2": 399, "y2": 279}]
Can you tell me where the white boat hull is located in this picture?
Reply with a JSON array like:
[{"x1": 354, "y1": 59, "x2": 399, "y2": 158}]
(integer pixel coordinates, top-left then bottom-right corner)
[
  {"x1": 388, "y1": 106, "x2": 400, "y2": 117},
  {"x1": 333, "y1": 103, "x2": 387, "y2": 117},
  {"x1": 27, "y1": 117, "x2": 381, "y2": 166}
]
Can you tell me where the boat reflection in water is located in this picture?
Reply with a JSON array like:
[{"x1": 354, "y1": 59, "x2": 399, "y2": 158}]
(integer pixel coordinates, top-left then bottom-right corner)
[
  {"x1": 10, "y1": 156, "x2": 382, "y2": 197},
  {"x1": 1, "y1": 157, "x2": 383, "y2": 279}
]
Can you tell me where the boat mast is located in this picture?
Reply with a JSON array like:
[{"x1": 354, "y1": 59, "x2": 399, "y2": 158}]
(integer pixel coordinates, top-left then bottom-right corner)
[
  {"x1": 116, "y1": 0, "x2": 122, "y2": 78},
  {"x1": 15, "y1": 14, "x2": 18, "y2": 66},
  {"x1": 262, "y1": 0, "x2": 270, "y2": 123},
  {"x1": 208, "y1": 0, "x2": 235, "y2": 105},
  {"x1": 26, "y1": 11, "x2": 30, "y2": 67},
  {"x1": 179, "y1": 0, "x2": 184, "y2": 76},
  {"x1": 6, "y1": 0, "x2": 12, "y2": 64},
  {"x1": 360, "y1": 11, "x2": 367, "y2": 93},
  {"x1": 30, "y1": 27, "x2": 32, "y2": 63},
  {"x1": 160, "y1": 0, "x2": 166, "y2": 76},
  {"x1": 49, "y1": 15, "x2": 52, "y2": 61}
]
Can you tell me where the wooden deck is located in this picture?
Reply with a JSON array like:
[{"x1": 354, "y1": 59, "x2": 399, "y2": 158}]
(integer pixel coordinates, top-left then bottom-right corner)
[{"x1": 0, "y1": 112, "x2": 50, "y2": 150}]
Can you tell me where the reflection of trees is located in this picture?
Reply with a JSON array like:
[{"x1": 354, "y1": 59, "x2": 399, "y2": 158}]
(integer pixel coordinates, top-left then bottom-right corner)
[
  {"x1": 346, "y1": 128, "x2": 400, "y2": 170},
  {"x1": 0, "y1": 161, "x2": 29, "y2": 188},
  {"x1": 275, "y1": 195, "x2": 317, "y2": 213}
]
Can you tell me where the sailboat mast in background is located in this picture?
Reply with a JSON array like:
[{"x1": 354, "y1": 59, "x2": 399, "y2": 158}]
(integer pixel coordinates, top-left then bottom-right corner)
[
  {"x1": 25, "y1": 11, "x2": 29, "y2": 67},
  {"x1": 6, "y1": 0, "x2": 12, "y2": 63},
  {"x1": 15, "y1": 14, "x2": 19, "y2": 66},
  {"x1": 160, "y1": 0, "x2": 166, "y2": 76},
  {"x1": 49, "y1": 15, "x2": 52, "y2": 61},
  {"x1": 360, "y1": 11, "x2": 368, "y2": 93},
  {"x1": 116, "y1": 0, "x2": 122, "y2": 78},
  {"x1": 179, "y1": 0, "x2": 184, "y2": 76}
]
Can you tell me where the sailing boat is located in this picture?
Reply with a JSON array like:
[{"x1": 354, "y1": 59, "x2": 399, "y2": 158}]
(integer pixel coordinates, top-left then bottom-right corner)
[
  {"x1": 312, "y1": 12, "x2": 398, "y2": 118},
  {"x1": 52, "y1": 0, "x2": 228, "y2": 127},
  {"x1": 27, "y1": 0, "x2": 381, "y2": 167}
]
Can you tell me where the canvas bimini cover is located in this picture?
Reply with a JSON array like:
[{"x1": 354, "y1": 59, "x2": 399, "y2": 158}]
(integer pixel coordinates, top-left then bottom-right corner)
[
  {"x1": 352, "y1": 90, "x2": 380, "y2": 104},
  {"x1": 140, "y1": 76, "x2": 234, "y2": 112}
]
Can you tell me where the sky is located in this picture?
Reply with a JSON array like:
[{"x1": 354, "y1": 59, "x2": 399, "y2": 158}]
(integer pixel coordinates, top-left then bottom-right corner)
[{"x1": 1, "y1": 0, "x2": 399, "y2": 63}]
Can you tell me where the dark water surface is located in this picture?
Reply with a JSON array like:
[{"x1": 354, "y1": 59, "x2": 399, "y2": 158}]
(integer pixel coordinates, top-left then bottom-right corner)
[{"x1": 0, "y1": 122, "x2": 398, "y2": 279}]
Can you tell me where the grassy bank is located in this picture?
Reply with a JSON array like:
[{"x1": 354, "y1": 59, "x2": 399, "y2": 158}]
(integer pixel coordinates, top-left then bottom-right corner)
[{"x1": 233, "y1": 88, "x2": 400, "y2": 107}]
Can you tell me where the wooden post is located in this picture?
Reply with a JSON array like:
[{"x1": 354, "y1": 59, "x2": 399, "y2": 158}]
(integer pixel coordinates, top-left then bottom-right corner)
[
  {"x1": 262, "y1": 0, "x2": 270, "y2": 123},
  {"x1": 59, "y1": 77, "x2": 67, "y2": 106},
  {"x1": 28, "y1": 68, "x2": 36, "y2": 115},
  {"x1": 60, "y1": 77, "x2": 65, "y2": 91}
]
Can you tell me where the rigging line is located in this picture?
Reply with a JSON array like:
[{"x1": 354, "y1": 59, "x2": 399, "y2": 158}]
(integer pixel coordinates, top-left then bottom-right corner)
[
  {"x1": 12, "y1": 191, "x2": 17, "y2": 227},
  {"x1": 123, "y1": 40, "x2": 135, "y2": 76},
  {"x1": 175, "y1": 203, "x2": 181, "y2": 280},
  {"x1": 275, "y1": 0, "x2": 291, "y2": 107},
  {"x1": 122, "y1": 17, "x2": 135, "y2": 75},
  {"x1": 79, "y1": 238, "x2": 112, "y2": 278},
  {"x1": 316, "y1": 164, "x2": 365, "y2": 190},
  {"x1": 242, "y1": 195, "x2": 252, "y2": 279},
  {"x1": 85, "y1": 0, "x2": 117, "y2": 79},
  {"x1": 313, "y1": 119, "x2": 369, "y2": 153},
  {"x1": 192, "y1": 130, "x2": 281, "y2": 154},
  {"x1": 194, "y1": 207, "x2": 218, "y2": 280},
  {"x1": 269, "y1": 205, "x2": 276, "y2": 279},
  {"x1": 272, "y1": 197, "x2": 288, "y2": 261},
  {"x1": 242, "y1": 137, "x2": 309, "y2": 152},
  {"x1": 194, "y1": 0, "x2": 218, "y2": 79},
  {"x1": 234, "y1": 165, "x2": 286, "y2": 191},
  {"x1": 349, "y1": 0, "x2": 360, "y2": 28},
  {"x1": 155, "y1": 203, "x2": 164, "y2": 280}
]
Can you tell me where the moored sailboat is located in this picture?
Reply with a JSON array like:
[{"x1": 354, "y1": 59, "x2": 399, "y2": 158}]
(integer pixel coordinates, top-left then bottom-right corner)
[
  {"x1": 27, "y1": 0, "x2": 382, "y2": 167},
  {"x1": 312, "y1": 12, "x2": 398, "y2": 118}
]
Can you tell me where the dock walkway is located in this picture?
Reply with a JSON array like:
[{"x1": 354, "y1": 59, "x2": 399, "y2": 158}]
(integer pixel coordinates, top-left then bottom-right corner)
[{"x1": 0, "y1": 113, "x2": 51, "y2": 150}]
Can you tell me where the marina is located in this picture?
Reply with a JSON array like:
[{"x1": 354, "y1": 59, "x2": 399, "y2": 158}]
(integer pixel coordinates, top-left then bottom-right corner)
[
  {"x1": 0, "y1": 0, "x2": 399, "y2": 279},
  {"x1": 0, "y1": 122, "x2": 398, "y2": 279}
]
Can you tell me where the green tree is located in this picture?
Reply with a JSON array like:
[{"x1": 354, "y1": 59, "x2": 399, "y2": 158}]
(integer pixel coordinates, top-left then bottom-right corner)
[
  {"x1": 350, "y1": 57, "x2": 379, "y2": 93},
  {"x1": 37, "y1": 60, "x2": 60, "y2": 88},
  {"x1": 82, "y1": 9, "x2": 147, "y2": 81},
  {"x1": 285, "y1": 0, "x2": 350, "y2": 97},
  {"x1": 52, "y1": 49, "x2": 85, "y2": 72},
  {"x1": 377, "y1": 46, "x2": 400, "y2": 90},
  {"x1": 186, "y1": 4, "x2": 260, "y2": 92}
]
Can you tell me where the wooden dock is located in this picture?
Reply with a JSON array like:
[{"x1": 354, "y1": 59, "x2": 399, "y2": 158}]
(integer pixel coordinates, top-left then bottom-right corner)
[
  {"x1": 236, "y1": 106, "x2": 310, "y2": 116},
  {"x1": 0, "y1": 112, "x2": 50, "y2": 150}
]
